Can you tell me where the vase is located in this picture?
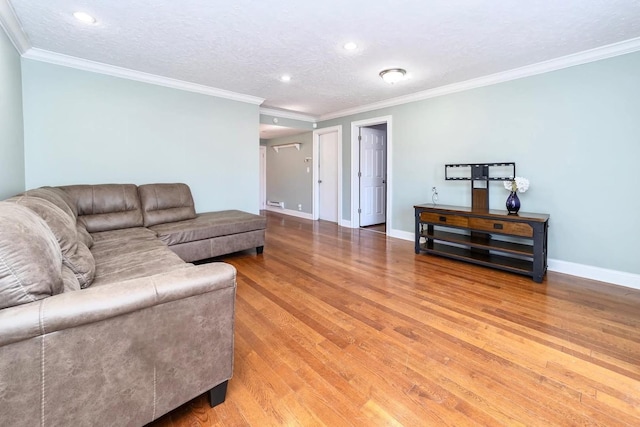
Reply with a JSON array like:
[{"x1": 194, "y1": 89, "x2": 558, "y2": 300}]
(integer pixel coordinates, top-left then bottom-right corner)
[{"x1": 505, "y1": 191, "x2": 520, "y2": 214}]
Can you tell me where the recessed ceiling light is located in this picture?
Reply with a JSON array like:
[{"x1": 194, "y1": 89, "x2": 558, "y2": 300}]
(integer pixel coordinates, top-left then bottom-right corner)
[
  {"x1": 343, "y1": 42, "x2": 357, "y2": 50},
  {"x1": 280, "y1": 75, "x2": 291, "y2": 82},
  {"x1": 379, "y1": 68, "x2": 407, "y2": 84},
  {"x1": 73, "y1": 11, "x2": 96, "y2": 24}
]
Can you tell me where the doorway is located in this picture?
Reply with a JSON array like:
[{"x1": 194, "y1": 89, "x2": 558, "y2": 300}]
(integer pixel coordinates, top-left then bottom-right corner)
[
  {"x1": 312, "y1": 126, "x2": 343, "y2": 223},
  {"x1": 359, "y1": 125, "x2": 387, "y2": 231},
  {"x1": 351, "y1": 116, "x2": 392, "y2": 233}
]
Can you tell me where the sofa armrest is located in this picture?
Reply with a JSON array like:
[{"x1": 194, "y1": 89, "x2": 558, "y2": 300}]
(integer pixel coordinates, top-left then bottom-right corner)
[
  {"x1": 0, "y1": 262, "x2": 236, "y2": 346},
  {"x1": 0, "y1": 261, "x2": 237, "y2": 426}
]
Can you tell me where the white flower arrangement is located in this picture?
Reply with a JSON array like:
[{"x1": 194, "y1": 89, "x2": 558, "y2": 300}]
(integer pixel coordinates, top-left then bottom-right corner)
[{"x1": 504, "y1": 176, "x2": 529, "y2": 193}]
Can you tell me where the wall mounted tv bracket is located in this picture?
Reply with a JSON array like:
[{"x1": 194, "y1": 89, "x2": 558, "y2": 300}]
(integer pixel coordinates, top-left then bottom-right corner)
[{"x1": 445, "y1": 162, "x2": 515, "y2": 211}]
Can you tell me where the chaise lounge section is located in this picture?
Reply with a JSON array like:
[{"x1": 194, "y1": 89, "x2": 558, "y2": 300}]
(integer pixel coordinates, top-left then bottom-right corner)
[{"x1": 62, "y1": 182, "x2": 266, "y2": 262}]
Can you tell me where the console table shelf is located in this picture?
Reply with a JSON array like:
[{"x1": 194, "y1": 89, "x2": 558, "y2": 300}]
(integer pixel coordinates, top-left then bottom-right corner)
[
  {"x1": 422, "y1": 230, "x2": 535, "y2": 256},
  {"x1": 424, "y1": 243, "x2": 534, "y2": 275},
  {"x1": 414, "y1": 204, "x2": 549, "y2": 282}
]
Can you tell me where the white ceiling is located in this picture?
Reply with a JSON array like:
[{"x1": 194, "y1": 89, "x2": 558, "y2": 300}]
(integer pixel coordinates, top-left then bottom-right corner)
[{"x1": 4, "y1": 0, "x2": 640, "y2": 120}]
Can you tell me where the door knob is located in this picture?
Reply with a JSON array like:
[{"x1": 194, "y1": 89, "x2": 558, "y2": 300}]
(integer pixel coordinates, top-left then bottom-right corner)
[{"x1": 318, "y1": 180, "x2": 322, "y2": 183}]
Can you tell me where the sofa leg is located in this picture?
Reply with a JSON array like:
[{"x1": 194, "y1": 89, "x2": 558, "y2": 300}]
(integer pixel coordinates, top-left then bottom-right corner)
[
  {"x1": 208, "y1": 380, "x2": 229, "y2": 407},
  {"x1": 256, "y1": 246, "x2": 264, "y2": 255}
]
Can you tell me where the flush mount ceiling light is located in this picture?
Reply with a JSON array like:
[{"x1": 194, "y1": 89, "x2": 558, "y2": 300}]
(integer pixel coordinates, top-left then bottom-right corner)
[
  {"x1": 280, "y1": 75, "x2": 291, "y2": 82},
  {"x1": 343, "y1": 42, "x2": 358, "y2": 50},
  {"x1": 73, "y1": 11, "x2": 96, "y2": 24},
  {"x1": 379, "y1": 68, "x2": 406, "y2": 84}
]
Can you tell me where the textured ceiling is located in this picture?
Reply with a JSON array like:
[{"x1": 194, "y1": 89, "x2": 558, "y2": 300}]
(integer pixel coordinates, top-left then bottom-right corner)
[{"x1": 7, "y1": 0, "x2": 640, "y2": 118}]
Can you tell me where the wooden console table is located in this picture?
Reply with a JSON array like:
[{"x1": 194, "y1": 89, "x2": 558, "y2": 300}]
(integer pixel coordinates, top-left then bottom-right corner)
[{"x1": 414, "y1": 204, "x2": 549, "y2": 282}]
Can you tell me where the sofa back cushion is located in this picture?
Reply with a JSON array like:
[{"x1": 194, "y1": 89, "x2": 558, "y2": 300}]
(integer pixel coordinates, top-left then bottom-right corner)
[
  {"x1": 8, "y1": 196, "x2": 96, "y2": 289},
  {"x1": 0, "y1": 202, "x2": 63, "y2": 309},
  {"x1": 23, "y1": 186, "x2": 77, "y2": 219},
  {"x1": 22, "y1": 186, "x2": 93, "y2": 248},
  {"x1": 61, "y1": 265, "x2": 82, "y2": 292},
  {"x1": 138, "y1": 183, "x2": 197, "y2": 227},
  {"x1": 76, "y1": 223, "x2": 94, "y2": 249},
  {"x1": 58, "y1": 184, "x2": 143, "y2": 232}
]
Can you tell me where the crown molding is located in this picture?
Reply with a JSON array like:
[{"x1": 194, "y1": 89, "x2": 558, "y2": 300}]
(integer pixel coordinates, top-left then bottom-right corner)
[
  {"x1": 320, "y1": 37, "x2": 640, "y2": 121},
  {"x1": 0, "y1": 0, "x2": 31, "y2": 53},
  {"x1": 259, "y1": 107, "x2": 318, "y2": 122},
  {"x1": 22, "y1": 48, "x2": 265, "y2": 105}
]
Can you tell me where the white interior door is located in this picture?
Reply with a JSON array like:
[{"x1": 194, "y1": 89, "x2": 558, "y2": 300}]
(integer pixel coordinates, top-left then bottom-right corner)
[
  {"x1": 318, "y1": 132, "x2": 338, "y2": 222},
  {"x1": 359, "y1": 127, "x2": 386, "y2": 226},
  {"x1": 259, "y1": 146, "x2": 266, "y2": 210}
]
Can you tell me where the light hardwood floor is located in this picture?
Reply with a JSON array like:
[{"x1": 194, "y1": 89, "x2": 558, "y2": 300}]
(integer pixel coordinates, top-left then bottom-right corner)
[{"x1": 151, "y1": 211, "x2": 640, "y2": 426}]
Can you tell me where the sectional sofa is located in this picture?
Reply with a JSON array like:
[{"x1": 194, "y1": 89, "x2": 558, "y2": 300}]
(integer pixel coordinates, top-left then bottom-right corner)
[{"x1": 0, "y1": 183, "x2": 266, "y2": 426}]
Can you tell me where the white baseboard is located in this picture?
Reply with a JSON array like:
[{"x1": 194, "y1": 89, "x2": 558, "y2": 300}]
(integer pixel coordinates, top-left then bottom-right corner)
[
  {"x1": 389, "y1": 228, "x2": 640, "y2": 290},
  {"x1": 264, "y1": 206, "x2": 313, "y2": 220},
  {"x1": 547, "y1": 259, "x2": 640, "y2": 290},
  {"x1": 389, "y1": 228, "x2": 415, "y2": 241},
  {"x1": 340, "y1": 219, "x2": 353, "y2": 228}
]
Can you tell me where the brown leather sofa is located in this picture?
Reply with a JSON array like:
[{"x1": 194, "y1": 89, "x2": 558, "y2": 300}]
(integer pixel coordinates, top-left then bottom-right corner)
[{"x1": 0, "y1": 183, "x2": 266, "y2": 426}]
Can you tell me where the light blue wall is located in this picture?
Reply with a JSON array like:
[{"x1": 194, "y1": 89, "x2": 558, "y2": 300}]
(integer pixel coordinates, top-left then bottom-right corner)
[
  {"x1": 265, "y1": 132, "x2": 313, "y2": 213},
  {"x1": 0, "y1": 27, "x2": 25, "y2": 199},
  {"x1": 320, "y1": 51, "x2": 640, "y2": 275},
  {"x1": 21, "y1": 60, "x2": 260, "y2": 214}
]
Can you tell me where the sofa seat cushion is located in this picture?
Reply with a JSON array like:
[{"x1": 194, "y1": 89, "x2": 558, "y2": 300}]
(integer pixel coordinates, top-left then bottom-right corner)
[
  {"x1": 0, "y1": 203, "x2": 63, "y2": 309},
  {"x1": 149, "y1": 210, "x2": 266, "y2": 246},
  {"x1": 91, "y1": 235, "x2": 189, "y2": 286},
  {"x1": 91, "y1": 227, "x2": 158, "y2": 244}
]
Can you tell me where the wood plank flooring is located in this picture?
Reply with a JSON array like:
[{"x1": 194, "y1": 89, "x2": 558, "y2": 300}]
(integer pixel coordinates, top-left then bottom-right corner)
[{"x1": 151, "y1": 211, "x2": 640, "y2": 426}]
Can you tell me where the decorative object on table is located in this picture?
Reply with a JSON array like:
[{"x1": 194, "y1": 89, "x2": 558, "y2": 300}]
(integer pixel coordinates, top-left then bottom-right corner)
[
  {"x1": 431, "y1": 186, "x2": 439, "y2": 205},
  {"x1": 504, "y1": 176, "x2": 529, "y2": 214},
  {"x1": 445, "y1": 162, "x2": 516, "y2": 212}
]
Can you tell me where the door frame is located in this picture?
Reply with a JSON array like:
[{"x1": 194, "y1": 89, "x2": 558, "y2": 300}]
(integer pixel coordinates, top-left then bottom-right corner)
[
  {"x1": 259, "y1": 145, "x2": 267, "y2": 210},
  {"x1": 359, "y1": 126, "x2": 387, "y2": 227},
  {"x1": 350, "y1": 115, "x2": 392, "y2": 232},
  {"x1": 312, "y1": 125, "x2": 342, "y2": 221}
]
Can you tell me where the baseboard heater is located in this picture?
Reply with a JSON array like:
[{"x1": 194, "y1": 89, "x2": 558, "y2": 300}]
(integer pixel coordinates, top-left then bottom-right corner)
[{"x1": 267, "y1": 201, "x2": 284, "y2": 208}]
